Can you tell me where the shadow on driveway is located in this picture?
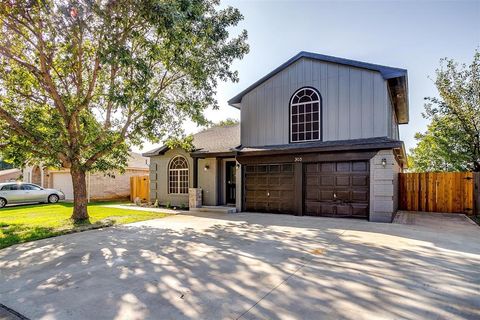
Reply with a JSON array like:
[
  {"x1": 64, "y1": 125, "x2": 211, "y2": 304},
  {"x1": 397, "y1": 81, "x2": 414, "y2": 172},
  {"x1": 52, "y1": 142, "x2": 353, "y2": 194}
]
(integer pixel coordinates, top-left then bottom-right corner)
[{"x1": 0, "y1": 211, "x2": 479, "y2": 319}]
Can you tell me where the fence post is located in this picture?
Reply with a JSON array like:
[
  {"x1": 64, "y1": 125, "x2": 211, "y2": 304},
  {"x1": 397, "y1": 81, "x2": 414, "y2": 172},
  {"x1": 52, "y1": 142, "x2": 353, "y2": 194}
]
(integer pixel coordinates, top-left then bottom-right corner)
[{"x1": 475, "y1": 172, "x2": 480, "y2": 218}]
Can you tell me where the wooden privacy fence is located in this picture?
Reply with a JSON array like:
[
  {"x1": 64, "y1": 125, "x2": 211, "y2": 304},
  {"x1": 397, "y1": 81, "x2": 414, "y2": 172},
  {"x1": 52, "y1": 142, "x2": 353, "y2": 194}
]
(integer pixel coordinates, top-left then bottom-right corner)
[
  {"x1": 399, "y1": 172, "x2": 477, "y2": 214},
  {"x1": 130, "y1": 175, "x2": 149, "y2": 202}
]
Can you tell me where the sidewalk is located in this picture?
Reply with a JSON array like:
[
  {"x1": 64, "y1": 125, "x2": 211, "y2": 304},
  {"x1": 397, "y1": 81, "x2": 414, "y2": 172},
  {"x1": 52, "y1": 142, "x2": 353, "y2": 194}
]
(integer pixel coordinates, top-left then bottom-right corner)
[{"x1": 103, "y1": 204, "x2": 182, "y2": 215}]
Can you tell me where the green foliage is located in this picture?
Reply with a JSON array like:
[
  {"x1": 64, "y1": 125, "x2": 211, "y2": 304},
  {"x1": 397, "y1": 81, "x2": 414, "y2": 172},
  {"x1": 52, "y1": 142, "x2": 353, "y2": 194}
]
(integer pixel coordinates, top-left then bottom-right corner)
[
  {"x1": 0, "y1": 202, "x2": 170, "y2": 248},
  {"x1": 409, "y1": 116, "x2": 472, "y2": 172},
  {"x1": 0, "y1": 0, "x2": 248, "y2": 218},
  {"x1": 409, "y1": 51, "x2": 480, "y2": 172},
  {"x1": 0, "y1": 160, "x2": 13, "y2": 170},
  {"x1": 211, "y1": 118, "x2": 239, "y2": 127},
  {"x1": 0, "y1": 0, "x2": 248, "y2": 171},
  {"x1": 165, "y1": 134, "x2": 195, "y2": 152}
]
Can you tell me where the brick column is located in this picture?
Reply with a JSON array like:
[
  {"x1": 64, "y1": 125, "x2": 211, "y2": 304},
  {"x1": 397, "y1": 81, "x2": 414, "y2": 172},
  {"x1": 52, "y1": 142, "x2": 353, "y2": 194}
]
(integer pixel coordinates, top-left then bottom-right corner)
[{"x1": 189, "y1": 188, "x2": 202, "y2": 209}]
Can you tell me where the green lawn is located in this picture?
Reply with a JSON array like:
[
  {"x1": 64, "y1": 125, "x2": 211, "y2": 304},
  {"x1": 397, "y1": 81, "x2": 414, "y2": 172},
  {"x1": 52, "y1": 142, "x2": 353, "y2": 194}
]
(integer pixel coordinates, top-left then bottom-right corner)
[{"x1": 0, "y1": 202, "x2": 170, "y2": 249}]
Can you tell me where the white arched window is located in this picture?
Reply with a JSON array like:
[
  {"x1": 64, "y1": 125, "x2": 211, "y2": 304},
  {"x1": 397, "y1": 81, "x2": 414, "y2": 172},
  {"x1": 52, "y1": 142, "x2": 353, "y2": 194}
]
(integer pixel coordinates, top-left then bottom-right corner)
[
  {"x1": 290, "y1": 88, "x2": 321, "y2": 142},
  {"x1": 168, "y1": 156, "x2": 189, "y2": 194}
]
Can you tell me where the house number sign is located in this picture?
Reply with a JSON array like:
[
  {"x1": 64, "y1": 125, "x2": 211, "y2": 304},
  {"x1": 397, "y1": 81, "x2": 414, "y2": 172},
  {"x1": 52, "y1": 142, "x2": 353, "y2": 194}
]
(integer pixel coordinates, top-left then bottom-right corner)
[{"x1": 294, "y1": 157, "x2": 303, "y2": 162}]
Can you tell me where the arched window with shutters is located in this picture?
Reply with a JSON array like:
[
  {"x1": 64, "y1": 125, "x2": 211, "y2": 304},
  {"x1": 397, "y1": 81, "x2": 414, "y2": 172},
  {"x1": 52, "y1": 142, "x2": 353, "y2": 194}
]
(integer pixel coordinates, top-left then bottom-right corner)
[
  {"x1": 168, "y1": 156, "x2": 189, "y2": 194},
  {"x1": 290, "y1": 87, "x2": 321, "y2": 142}
]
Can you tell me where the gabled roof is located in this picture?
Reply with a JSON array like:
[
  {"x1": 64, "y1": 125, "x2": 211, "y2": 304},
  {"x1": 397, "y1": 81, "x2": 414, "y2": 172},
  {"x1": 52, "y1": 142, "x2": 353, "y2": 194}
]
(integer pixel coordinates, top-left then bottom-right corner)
[
  {"x1": 143, "y1": 124, "x2": 240, "y2": 157},
  {"x1": 228, "y1": 51, "x2": 409, "y2": 124}
]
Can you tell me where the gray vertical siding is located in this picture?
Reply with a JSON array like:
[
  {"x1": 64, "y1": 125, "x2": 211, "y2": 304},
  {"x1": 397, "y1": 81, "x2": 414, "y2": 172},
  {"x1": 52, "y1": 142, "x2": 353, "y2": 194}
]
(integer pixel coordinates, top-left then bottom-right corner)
[{"x1": 239, "y1": 57, "x2": 394, "y2": 147}]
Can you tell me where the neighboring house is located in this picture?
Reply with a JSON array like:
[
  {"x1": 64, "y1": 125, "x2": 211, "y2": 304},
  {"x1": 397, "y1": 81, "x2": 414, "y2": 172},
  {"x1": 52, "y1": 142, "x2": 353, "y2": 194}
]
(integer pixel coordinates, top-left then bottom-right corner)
[
  {"x1": 0, "y1": 168, "x2": 22, "y2": 182},
  {"x1": 23, "y1": 152, "x2": 149, "y2": 201},
  {"x1": 145, "y1": 51, "x2": 409, "y2": 222}
]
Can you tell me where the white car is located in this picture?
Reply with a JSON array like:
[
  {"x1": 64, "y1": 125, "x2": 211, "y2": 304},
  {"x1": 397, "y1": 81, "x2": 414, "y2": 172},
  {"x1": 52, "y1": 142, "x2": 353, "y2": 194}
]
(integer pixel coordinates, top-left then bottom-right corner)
[{"x1": 0, "y1": 182, "x2": 66, "y2": 208}]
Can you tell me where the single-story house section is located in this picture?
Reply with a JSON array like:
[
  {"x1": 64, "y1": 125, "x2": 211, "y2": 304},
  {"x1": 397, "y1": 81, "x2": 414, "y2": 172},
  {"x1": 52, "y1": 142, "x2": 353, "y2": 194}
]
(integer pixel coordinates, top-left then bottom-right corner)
[
  {"x1": 23, "y1": 152, "x2": 149, "y2": 201},
  {"x1": 144, "y1": 51, "x2": 409, "y2": 222},
  {"x1": 144, "y1": 124, "x2": 241, "y2": 209},
  {"x1": 0, "y1": 168, "x2": 22, "y2": 183}
]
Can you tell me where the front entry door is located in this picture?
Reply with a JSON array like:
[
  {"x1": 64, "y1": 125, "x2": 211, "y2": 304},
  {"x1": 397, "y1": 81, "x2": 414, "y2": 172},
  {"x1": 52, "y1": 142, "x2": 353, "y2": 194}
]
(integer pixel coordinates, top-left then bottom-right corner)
[{"x1": 226, "y1": 161, "x2": 236, "y2": 204}]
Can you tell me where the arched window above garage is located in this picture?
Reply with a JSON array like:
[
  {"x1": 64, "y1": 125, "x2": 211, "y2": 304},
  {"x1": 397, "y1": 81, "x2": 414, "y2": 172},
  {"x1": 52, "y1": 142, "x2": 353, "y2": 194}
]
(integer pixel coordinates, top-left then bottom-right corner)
[{"x1": 290, "y1": 88, "x2": 321, "y2": 143}]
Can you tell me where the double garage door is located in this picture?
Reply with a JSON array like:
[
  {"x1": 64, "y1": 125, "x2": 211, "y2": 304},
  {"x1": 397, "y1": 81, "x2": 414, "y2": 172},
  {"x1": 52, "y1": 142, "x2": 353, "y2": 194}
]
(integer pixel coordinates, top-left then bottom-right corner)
[{"x1": 244, "y1": 160, "x2": 369, "y2": 218}]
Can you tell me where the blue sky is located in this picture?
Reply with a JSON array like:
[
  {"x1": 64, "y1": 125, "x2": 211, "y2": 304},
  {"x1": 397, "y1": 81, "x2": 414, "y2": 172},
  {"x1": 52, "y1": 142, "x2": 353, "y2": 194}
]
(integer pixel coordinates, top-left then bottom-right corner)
[{"x1": 139, "y1": 0, "x2": 480, "y2": 152}]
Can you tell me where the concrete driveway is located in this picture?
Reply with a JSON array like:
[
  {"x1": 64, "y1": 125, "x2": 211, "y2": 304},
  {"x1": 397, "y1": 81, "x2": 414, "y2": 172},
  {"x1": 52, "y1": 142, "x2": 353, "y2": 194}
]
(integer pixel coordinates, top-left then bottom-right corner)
[{"x1": 0, "y1": 211, "x2": 479, "y2": 320}]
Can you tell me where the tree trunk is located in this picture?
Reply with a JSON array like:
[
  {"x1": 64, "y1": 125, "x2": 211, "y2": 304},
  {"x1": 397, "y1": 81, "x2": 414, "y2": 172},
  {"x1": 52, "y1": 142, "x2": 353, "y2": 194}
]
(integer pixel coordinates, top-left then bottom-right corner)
[{"x1": 70, "y1": 167, "x2": 89, "y2": 222}]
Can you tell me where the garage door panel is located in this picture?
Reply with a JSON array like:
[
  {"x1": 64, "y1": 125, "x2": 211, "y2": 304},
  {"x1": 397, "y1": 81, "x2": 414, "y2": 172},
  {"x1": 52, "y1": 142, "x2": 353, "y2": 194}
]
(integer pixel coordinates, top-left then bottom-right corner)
[
  {"x1": 305, "y1": 202, "x2": 335, "y2": 216},
  {"x1": 320, "y1": 190, "x2": 334, "y2": 201},
  {"x1": 352, "y1": 176, "x2": 368, "y2": 186},
  {"x1": 320, "y1": 163, "x2": 334, "y2": 172},
  {"x1": 336, "y1": 162, "x2": 351, "y2": 172},
  {"x1": 336, "y1": 190, "x2": 350, "y2": 201},
  {"x1": 335, "y1": 176, "x2": 350, "y2": 186},
  {"x1": 351, "y1": 205, "x2": 369, "y2": 217},
  {"x1": 352, "y1": 190, "x2": 369, "y2": 201},
  {"x1": 244, "y1": 164, "x2": 295, "y2": 215},
  {"x1": 269, "y1": 190, "x2": 280, "y2": 198},
  {"x1": 305, "y1": 189, "x2": 318, "y2": 201},
  {"x1": 320, "y1": 176, "x2": 334, "y2": 186},
  {"x1": 305, "y1": 175, "x2": 319, "y2": 186},
  {"x1": 52, "y1": 172, "x2": 74, "y2": 200},
  {"x1": 335, "y1": 204, "x2": 352, "y2": 216},
  {"x1": 352, "y1": 161, "x2": 368, "y2": 171},
  {"x1": 304, "y1": 160, "x2": 370, "y2": 219}
]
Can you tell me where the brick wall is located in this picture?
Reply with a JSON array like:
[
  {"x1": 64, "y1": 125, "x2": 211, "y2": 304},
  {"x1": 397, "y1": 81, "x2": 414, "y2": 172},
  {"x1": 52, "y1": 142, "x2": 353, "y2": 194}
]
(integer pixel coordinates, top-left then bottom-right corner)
[{"x1": 88, "y1": 169, "x2": 149, "y2": 201}]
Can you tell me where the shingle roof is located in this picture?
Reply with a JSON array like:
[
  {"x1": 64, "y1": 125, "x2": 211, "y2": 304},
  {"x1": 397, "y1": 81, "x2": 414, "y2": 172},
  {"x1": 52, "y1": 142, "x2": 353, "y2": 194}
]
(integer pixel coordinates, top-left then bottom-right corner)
[
  {"x1": 127, "y1": 152, "x2": 149, "y2": 169},
  {"x1": 143, "y1": 124, "x2": 240, "y2": 157},
  {"x1": 228, "y1": 51, "x2": 408, "y2": 107}
]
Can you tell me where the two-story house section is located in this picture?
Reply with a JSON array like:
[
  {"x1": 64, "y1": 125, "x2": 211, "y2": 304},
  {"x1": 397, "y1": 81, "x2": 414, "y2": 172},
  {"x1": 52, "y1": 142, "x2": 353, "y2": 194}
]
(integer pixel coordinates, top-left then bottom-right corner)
[{"x1": 144, "y1": 52, "x2": 408, "y2": 222}]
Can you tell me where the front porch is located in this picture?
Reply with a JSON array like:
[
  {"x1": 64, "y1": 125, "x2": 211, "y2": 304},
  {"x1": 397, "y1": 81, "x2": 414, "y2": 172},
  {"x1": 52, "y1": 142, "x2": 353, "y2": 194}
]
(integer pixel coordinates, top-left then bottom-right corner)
[
  {"x1": 190, "y1": 154, "x2": 241, "y2": 212},
  {"x1": 189, "y1": 205, "x2": 237, "y2": 214}
]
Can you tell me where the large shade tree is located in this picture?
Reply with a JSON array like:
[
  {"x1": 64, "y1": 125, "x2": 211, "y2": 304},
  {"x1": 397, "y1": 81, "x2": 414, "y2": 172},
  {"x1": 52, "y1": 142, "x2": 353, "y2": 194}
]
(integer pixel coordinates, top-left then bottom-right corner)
[
  {"x1": 409, "y1": 51, "x2": 480, "y2": 172},
  {"x1": 0, "y1": 0, "x2": 248, "y2": 221}
]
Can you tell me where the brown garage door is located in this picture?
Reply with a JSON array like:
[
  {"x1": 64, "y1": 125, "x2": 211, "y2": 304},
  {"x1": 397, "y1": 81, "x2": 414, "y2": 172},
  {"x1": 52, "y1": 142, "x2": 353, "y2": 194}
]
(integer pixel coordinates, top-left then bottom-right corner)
[
  {"x1": 244, "y1": 163, "x2": 295, "y2": 214},
  {"x1": 304, "y1": 161, "x2": 369, "y2": 218}
]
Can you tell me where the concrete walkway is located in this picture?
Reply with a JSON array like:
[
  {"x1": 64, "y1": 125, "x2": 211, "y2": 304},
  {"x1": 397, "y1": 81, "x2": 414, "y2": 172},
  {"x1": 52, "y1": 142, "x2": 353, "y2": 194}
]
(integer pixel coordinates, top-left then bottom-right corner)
[
  {"x1": 0, "y1": 211, "x2": 479, "y2": 320},
  {"x1": 103, "y1": 204, "x2": 181, "y2": 215}
]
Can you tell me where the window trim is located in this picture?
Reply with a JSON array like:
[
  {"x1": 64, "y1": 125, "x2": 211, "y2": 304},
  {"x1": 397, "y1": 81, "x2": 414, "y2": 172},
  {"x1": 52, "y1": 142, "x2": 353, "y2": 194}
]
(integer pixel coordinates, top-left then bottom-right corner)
[
  {"x1": 289, "y1": 87, "x2": 322, "y2": 143},
  {"x1": 168, "y1": 155, "x2": 189, "y2": 195}
]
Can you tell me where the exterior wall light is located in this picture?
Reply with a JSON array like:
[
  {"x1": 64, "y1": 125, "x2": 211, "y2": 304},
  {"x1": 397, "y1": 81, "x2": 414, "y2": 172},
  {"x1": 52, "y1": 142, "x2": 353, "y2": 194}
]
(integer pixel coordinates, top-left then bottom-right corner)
[
  {"x1": 204, "y1": 165, "x2": 210, "y2": 171},
  {"x1": 236, "y1": 163, "x2": 241, "y2": 169},
  {"x1": 381, "y1": 158, "x2": 387, "y2": 167}
]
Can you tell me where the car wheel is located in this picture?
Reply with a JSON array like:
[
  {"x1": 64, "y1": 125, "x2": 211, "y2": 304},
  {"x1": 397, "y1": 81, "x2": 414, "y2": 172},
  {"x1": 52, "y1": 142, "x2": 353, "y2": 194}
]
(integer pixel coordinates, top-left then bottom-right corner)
[
  {"x1": 0, "y1": 198, "x2": 6, "y2": 208},
  {"x1": 48, "y1": 194, "x2": 59, "y2": 204}
]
